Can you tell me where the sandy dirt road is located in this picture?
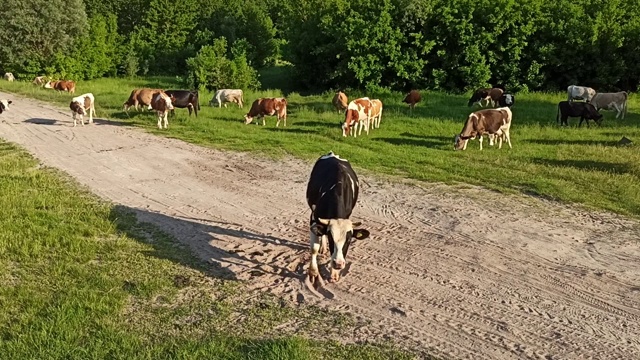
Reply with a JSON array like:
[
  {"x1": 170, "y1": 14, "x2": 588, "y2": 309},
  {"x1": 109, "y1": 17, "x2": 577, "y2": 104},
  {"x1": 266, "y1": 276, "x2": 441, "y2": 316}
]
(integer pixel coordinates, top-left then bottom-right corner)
[{"x1": 1, "y1": 92, "x2": 640, "y2": 359}]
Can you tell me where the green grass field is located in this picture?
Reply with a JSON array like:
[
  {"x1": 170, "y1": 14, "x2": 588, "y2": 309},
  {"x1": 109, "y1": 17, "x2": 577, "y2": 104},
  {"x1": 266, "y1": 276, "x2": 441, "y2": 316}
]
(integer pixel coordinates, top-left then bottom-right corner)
[
  {"x1": 1, "y1": 75, "x2": 639, "y2": 217},
  {"x1": 0, "y1": 141, "x2": 416, "y2": 359}
]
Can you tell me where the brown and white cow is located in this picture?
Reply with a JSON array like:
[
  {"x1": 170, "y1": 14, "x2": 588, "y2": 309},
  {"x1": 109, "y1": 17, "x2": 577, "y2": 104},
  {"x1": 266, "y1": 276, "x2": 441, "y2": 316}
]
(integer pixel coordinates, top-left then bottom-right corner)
[
  {"x1": 150, "y1": 91, "x2": 175, "y2": 129},
  {"x1": 122, "y1": 88, "x2": 163, "y2": 112},
  {"x1": 567, "y1": 85, "x2": 596, "y2": 103},
  {"x1": 454, "y1": 107, "x2": 513, "y2": 151},
  {"x1": 589, "y1": 91, "x2": 628, "y2": 119},
  {"x1": 402, "y1": 90, "x2": 421, "y2": 110},
  {"x1": 44, "y1": 80, "x2": 76, "y2": 94},
  {"x1": 342, "y1": 97, "x2": 372, "y2": 137},
  {"x1": 369, "y1": 99, "x2": 383, "y2": 130},
  {"x1": 69, "y1": 93, "x2": 96, "y2": 127},
  {"x1": 244, "y1": 97, "x2": 288, "y2": 126},
  {"x1": 0, "y1": 99, "x2": 12, "y2": 114},
  {"x1": 468, "y1": 87, "x2": 504, "y2": 108},
  {"x1": 33, "y1": 76, "x2": 46, "y2": 86},
  {"x1": 332, "y1": 91, "x2": 348, "y2": 113},
  {"x1": 3, "y1": 73, "x2": 15, "y2": 82}
]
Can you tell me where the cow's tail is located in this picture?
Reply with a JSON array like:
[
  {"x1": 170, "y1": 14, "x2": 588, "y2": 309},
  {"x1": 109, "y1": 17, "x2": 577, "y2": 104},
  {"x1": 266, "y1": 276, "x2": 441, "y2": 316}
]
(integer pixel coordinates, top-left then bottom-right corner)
[
  {"x1": 195, "y1": 90, "x2": 200, "y2": 110},
  {"x1": 556, "y1": 103, "x2": 560, "y2": 125},
  {"x1": 623, "y1": 91, "x2": 628, "y2": 118}
]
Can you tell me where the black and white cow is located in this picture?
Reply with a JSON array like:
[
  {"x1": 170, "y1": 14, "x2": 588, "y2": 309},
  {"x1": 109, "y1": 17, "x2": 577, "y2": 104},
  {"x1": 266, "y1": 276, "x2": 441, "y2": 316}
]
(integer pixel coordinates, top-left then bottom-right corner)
[
  {"x1": 305, "y1": 152, "x2": 370, "y2": 287},
  {"x1": 0, "y1": 99, "x2": 12, "y2": 114}
]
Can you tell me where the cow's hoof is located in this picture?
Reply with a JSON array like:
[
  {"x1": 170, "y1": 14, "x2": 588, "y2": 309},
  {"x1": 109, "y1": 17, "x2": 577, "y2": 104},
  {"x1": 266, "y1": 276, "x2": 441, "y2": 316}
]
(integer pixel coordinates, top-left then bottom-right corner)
[{"x1": 329, "y1": 268, "x2": 341, "y2": 283}]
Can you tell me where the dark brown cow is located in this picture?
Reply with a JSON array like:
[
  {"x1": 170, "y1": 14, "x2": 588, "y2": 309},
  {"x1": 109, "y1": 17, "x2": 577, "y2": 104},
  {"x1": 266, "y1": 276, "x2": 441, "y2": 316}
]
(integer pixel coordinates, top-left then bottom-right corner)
[
  {"x1": 402, "y1": 90, "x2": 421, "y2": 110},
  {"x1": 468, "y1": 87, "x2": 504, "y2": 107},
  {"x1": 44, "y1": 80, "x2": 76, "y2": 94},
  {"x1": 454, "y1": 107, "x2": 513, "y2": 150},
  {"x1": 244, "y1": 98, "x2": 288, "y2": 126}
]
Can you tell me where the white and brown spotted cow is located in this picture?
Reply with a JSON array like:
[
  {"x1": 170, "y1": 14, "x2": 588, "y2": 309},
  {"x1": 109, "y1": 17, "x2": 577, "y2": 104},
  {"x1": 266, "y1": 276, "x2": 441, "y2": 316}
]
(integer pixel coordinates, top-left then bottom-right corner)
[
  {"x1": 455, "y1": 107, "x2": 513, "y2": 150},
  {"x1": 150, "y1": 91, "x2": 175, "y2": 129},
  {"x1": 69, "y1": 93, "x2": 96, "y2": 127},
  {"x1": 244, "y1": 97, "x2": 288, "y2": 126},
  {"x1": 342, "y1": 97, "x2": 372, "y2": 137}
]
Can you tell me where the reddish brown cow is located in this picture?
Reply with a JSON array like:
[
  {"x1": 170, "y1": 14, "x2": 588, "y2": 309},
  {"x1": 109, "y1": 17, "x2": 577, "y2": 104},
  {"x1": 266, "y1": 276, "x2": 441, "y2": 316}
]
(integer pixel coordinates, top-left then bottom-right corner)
[
  {"x1": 402, "y1": 90, "x2": 421, "y2": 110},
  {"x1": 332, "y1": 91, "x2": 348, "y2": 113},
  {"x1": 123, "y1": 88, "x2": 164, "y2": 112},
  {"x1": 44, "y1": 80, "x2": 76, "y2": 94},
  {"x1": 454, "y1": 107, "x2": 513, "y2": 150},
  {"x1": 342, "y1": 97, "x2": 372, "y2": 137},
  {"x1": 244, "y1": 98, "x2": 288, "y2": 126}
]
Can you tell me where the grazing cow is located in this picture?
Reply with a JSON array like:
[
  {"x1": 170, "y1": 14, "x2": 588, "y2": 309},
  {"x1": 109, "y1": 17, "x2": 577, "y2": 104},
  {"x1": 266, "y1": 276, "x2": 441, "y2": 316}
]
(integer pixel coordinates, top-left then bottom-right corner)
[
  {"x1": 4, "y1": 73, "x2": 15, "y2": 82},
  {"x1": 332, "y1": 91, "x2": 348, "y2": 113},
  {"x1": 44, "y1": 80, "x2": 76, "y2": 94},
  {"x1": 468, "y1": 87, "x2": 504, "y2": 107},
  {"x1": 0, "y1": 99, "x2": 12, "y2": 114},
  {"x1": 567, "y1": 85, "x2": 596, "y2": 102},
  {"x1": 454, "y1": 107, "x2": 513, "y2": 150},
  {"x1": 210, "y1": 89, "x2": 244, "y2": 108},
  {"x1": 164, "y1": 90, "x2": 200, "y2": 117},
  {"x1": 589, "y1": 91, "x2": 628, "y2": 119},
  {"x1": 498, "y1": 93, "x2": 515, "y2": 108},
  {"x1": 69, "y1": 93, "x2": 96, "y2": 127},
  {"x1": 369, "y1": 99, "x2": 383, "y2": 129},
  {"x1": 402, "y1": 90, "x2": 421, "y2": 110},
  {"x1": 556, "y1": 101, "x2": 603, "y2": 127},
  {"x1": 122, "y1": 88, "x2": 163, "y2": 112},
  {"x1": 33, "y1": 76, "x2": 46, "y2": 86},
  {"x1": 244, "y1": 97, "x2": 287, "y2": 126},
  {"x1": 150, "y1": 91, "x2": 175, "y2": 129},
  {"x1": 305, "y1": 151, "x2": 370, "y2": 288},
  {"x1": 342, "y1": 97, "x2": 372, "y2": 137}
]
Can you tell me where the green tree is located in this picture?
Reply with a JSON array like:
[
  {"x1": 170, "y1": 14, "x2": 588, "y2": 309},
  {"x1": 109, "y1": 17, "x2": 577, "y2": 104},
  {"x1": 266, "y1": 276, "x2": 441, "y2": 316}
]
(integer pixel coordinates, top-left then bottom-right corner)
[{"x1": 0, "y1": 0, "x2": 88, "y2": 78}]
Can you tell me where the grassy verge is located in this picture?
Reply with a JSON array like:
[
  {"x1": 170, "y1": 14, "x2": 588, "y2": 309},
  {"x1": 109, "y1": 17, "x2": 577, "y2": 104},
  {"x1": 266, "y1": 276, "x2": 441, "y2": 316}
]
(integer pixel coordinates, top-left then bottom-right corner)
[
  {"x1": 1, "y1": 76, "x2": 639, "y2": 216},
  {"x1": 0, "y1": 140, "x2": 416, "y2": 359}
]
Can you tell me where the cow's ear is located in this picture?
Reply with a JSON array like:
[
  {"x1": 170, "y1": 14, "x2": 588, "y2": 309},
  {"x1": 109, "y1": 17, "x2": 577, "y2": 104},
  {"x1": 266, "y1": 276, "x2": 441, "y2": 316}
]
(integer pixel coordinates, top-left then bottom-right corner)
[
  {"x1": 353, "y1": 229, "x2": 370, "y2": 240},
  {"x1": 352, "y1": 221, "x2": 362, "y2": 227},
  {"x1": 7, "y1": 101, "x2": 12, "y2": 105},
  {"x1": 311, "y1": 223, "x2": 327, "y2": 236}
]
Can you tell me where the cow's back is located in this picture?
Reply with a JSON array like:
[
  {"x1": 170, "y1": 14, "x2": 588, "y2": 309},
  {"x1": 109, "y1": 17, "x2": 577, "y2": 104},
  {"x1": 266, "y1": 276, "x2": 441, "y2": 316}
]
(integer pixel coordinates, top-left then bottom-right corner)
[
  {"x1": 138, "y1": 88, "x2": 163, "y2": 105},
  {"x1": 306, "y1": 153, "x2": 359, "y2": 219}
]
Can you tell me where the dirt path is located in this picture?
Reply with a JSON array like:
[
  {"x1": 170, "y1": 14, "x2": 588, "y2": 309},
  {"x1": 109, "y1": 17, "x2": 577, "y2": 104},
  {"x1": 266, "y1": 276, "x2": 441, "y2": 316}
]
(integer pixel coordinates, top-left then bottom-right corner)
[{"x1": 2, "y1": 92, "x2": 640, "y2": 359}]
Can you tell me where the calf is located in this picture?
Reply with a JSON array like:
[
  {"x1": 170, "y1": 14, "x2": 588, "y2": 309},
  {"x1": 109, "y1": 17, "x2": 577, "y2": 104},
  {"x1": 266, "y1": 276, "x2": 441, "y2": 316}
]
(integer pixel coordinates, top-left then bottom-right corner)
[
  {"x1": 123, "y1": 88, "x2": 163, "y2": 112},
  {"x1": 244, "y1": 97, "x2": 287, "y2": 126},
  {"x1": 210, "y1": 89, "x2": 244, "y2": 108},
  {"x1": 164, "y1": 90, "x2": 200, "y2": 117},
  {"x1": 342, "y1": 97, "x2": 372, "y2": 137},
  {"x1": 69, "y1": 93, "x2": 96, "y2": 127},
  {"x1": 306, "y1": 151, "x2": 370, "y2": 288},
  {"x1": 556, "y1": 101, "x2": 603, "y2": 127},
  {"x1": 369, "y1": 99, "x2": 383, "y2": 129},
  {"x1": 150, "y1": 91, "x2": 175, "y2": 129},
  {"x1": 468, "y1": 87, "x2": 504, "y2": 107},
  {"x1": 454, "y1": 107, "x2": 513, "y2": 150},
  {"x1": 589, "y1": 91, "x2": 628, "y2": 119},
  {"x1": 44, "y1": 80, "x2": 76, "y2": 94},
  {"x1": 0, "y1": 99, "x2": 12, "y2": 114},
  {"x1": 4, "y1": 73, "x2": 15, "y2": 82},
  {"x1": 332, "y1": 91, "x2": 348, "y2": 113},
  {"x1": 402, "y1": 90, "x2": 421, "y2": 110},
  {"x1": 567, "y1": 85, "x2": 596, "y2": 102}
]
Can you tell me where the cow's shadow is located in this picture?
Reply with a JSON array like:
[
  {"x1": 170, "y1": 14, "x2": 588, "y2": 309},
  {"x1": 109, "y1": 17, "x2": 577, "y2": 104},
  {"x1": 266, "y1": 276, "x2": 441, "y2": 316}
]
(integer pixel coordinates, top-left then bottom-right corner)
[
  {"x1": 24, "y1": 118, "x2": 60, "y2": 126},
  {"x1": 109, "y1": 205, "x2": 307, "y2": 282}
]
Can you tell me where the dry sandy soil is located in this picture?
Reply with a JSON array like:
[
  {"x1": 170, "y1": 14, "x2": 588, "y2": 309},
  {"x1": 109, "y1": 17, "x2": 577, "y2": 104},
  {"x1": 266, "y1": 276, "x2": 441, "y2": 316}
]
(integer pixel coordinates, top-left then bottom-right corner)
[{"x1": 1, "y1": 92, "x2": 640, "y2": 360}]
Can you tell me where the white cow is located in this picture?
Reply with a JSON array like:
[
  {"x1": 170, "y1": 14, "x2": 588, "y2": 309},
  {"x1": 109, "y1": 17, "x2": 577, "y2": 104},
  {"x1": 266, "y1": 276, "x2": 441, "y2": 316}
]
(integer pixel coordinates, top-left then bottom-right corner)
[
  {"x1": 567, "y1": 85, "x2": 596, "y2": 102},
  {"x1": 3, "y1": 73, "x2": 15, "y2": 82},
  {"x1": 0, "y1": 99, "x2": 12, "y2": 114},
  {"x1": 69, "y1": 93, "x2": 96, "y2": 127},
  {"x1": 210, "y1": 89, "x2": 244, "y2": 108},
  {"x1": 589, "y1": 92, "x2": 628, "y2": 119}
]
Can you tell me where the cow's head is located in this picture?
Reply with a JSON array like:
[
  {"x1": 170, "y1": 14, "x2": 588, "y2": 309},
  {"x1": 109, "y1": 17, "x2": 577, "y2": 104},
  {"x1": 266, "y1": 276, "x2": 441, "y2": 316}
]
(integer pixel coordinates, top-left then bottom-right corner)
[
  {"x1": 311, "y1": 218, "x2": 370, "y2": 280},
  {"x1": 454, "y1": 134, "x2": 468, "y2": 150},
  {"x1": 342, "y1": 109, "x2": 359, "y2": 136},
  {"x1": 0, "y1": 100, "x2": 12, "y2": 114},
  {"x1": 70, "y1": 101, "x2": 85, "y2": 115},
  {"x1": 584, "y1": 104, "x2": 603, "y2": 122},
  {"x1": 244, "y1": 114, "x2": 254, "y2": 124}
]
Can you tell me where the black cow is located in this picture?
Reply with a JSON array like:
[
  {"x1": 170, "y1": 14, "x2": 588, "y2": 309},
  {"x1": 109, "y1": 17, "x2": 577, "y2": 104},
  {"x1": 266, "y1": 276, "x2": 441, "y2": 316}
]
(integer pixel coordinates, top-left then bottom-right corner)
[
  {"x1": 556, "y1": 101, "x2": 603, "y2": 127},
  {"x1": 498, "y1": 93, "x2": 515, "y2": 108},
  {"x1": 305, "y1": 152, "x2": 370, "y2": 288},
  {"x1": 164, "y1": 90, "x2": 200, "y2": 117}
]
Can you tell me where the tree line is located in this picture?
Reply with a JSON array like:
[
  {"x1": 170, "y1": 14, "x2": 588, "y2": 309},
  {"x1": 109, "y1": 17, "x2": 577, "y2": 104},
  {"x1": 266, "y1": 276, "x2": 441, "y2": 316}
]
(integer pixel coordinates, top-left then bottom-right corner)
[{"x1": 1, "y1": 0, "x2": 639, "y2": 93}]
